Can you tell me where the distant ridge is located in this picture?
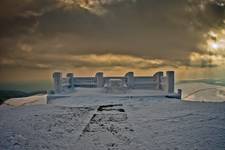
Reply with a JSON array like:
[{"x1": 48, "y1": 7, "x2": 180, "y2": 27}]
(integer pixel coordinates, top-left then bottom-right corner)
[
  {"x1": 0, "y1": 90, "x2": 47, "y2": 104},
  {"x1": 0, "y1": 80, "x2": 51, "y2": 92}
]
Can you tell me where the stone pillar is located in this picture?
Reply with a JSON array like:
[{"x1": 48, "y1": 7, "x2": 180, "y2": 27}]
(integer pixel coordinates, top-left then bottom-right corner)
[
  {"x1": 53, "y1": 72, "x2": 62, "y2": 94},
  {"x1": 153, "y1": 72, "x2": 163, "y2": 90},
  {"x1": 95, "y1": 72, "x2": 104, "y2": 88},
  {"x1": 125, "y1": 72, "x2": 134, "y2": 89},
  {"x1": 67, "y1": 73, "x2": 74, "y2": 90},
  {"x1": 177, "y1": 89, "x2": 182, "y2": 99},
  {"x1": 166, "y1": 71, "x2": 175, "y2": 93}
]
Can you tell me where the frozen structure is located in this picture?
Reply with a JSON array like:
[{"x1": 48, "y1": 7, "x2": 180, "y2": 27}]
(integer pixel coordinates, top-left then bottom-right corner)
[
  {"x1": 104, "y1": 79, "x2": 128, "y2": 94},
  {"x1": 52, "y1": 71, "x2": 181, "y2": 98}
]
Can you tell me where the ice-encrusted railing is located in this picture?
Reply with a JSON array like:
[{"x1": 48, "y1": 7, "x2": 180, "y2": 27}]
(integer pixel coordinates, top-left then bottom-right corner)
[{"x1": 52, "y1": 71, "x2": 181, "y2": 98}]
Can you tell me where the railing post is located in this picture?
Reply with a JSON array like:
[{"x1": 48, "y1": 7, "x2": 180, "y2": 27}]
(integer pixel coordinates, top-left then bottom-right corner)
[
  {"x1": 177, "y1": 89, "x2": 182, "y2": 99},
  {"x1": 53, "y1": 72, "x2": 62, "y2": 94},
  {"x1": 67, "y1": 73, "x2": 74, "y2": 90},
  {"x1": 166, "y1": 71, "x2": 175, "y2": 94},
  {"x1": 95, "y1": 72, "x2": 104, "y2": 87},
  {"x1": 125, "y1": 72, "x2": 134, "y2": 89},
  {"x1": 153, "y1": 72, "x2": 163, "y2": 90}
]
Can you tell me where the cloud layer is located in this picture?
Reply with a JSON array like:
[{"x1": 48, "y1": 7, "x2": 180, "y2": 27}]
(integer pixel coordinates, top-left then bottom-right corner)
[{"x1": 0, "y1": 0, "x2": 224, "y2": 81}]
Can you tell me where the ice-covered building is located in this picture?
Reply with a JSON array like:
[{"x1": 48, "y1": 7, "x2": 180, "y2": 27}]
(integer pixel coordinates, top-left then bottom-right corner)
[{"x1": 51, "y1": 71, "x2": 181, "y2": 98}]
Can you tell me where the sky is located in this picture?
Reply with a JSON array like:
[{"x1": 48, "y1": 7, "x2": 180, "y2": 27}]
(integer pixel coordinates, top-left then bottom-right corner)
[{"x1": 0, "y1": 0, "x2": 225, "y2": 82}]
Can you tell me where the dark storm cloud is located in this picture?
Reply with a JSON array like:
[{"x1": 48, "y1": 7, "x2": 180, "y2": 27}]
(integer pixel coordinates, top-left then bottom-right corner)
[
  {"x1": 188, "y1": 0, "x2": 225, "y2": 28},
  {"x1": 0, "y1": 0, "x2": 57, "y2": 37},
  {"x1": 0, "y1": 0, "x2": 224, "y2": 70}
]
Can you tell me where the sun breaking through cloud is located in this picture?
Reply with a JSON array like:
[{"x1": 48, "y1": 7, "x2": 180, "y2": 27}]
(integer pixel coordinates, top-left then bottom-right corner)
[{"x1": 0, "y1": 0, "x2": 224, "y2": 81}]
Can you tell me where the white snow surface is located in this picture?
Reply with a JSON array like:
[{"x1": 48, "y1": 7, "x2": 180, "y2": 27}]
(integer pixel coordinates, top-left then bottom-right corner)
[
  {"x1": 0, "y1": 83, "x2": 225, "y2": 150},
  {"x1": 4, "y1": 95, "x2": 47, "y2": 107},
  {"x1": 176, "y1": 82, "x2": 225, "y2": 102}
]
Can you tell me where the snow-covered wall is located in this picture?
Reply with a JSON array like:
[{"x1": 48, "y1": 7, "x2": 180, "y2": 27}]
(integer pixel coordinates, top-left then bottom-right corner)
[{"x1": 52, "y1": 71, "x2": 175, "y2": 94}]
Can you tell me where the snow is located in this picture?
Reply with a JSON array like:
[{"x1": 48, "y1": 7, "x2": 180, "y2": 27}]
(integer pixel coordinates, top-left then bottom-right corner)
[
  {"x1": 0, "y1": 82, "x2": 225, "y2": 150},
  {"x1": 176, "y1": 82, "x2": 225, "y2": 102},
  {"x1": 0, "y1": 105, "x2": 96, "y2": 150},
  {"x1": 4, "y1": 95, "x2": 47, "y2": 107}
]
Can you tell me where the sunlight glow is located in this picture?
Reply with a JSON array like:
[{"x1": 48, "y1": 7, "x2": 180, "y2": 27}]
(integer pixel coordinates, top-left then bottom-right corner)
[
  {"x1": 210, "y1": 41, "x2": 219, "y2": 50},
  {"x1": 190, "y1": 28, "x2": 225, "y2": 67},
  {"x1": 205, "y1": 29, "x2": 225, "y2": 53}
]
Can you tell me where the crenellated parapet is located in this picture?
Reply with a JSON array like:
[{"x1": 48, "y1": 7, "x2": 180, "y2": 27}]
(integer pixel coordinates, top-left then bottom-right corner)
[{"x1": 52, "y1": 71, "x2": 178, "y2": 97}]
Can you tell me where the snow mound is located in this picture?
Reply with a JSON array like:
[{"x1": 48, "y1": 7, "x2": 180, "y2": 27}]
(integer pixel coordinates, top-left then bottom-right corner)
[
  {"x1": 176, "y1": 82, "x2": 225, "y2": 102},
  {"x1": 4, "y1": 95, "x2": 47, "y2": 107}
]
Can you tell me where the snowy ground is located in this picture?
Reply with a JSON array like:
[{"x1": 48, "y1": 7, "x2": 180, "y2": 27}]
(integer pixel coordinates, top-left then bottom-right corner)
[
  {"x1": 0, "y1": 105, "x2": 96, "y2": 150},
  {"x1": 1, "y1": 83, "x2": 225, "y2": 150},
  {"x1": 4, "y1": 95, "x2": 47, "y2": 107},
  {"x1": 176, "y1": 82, "x2": 225, "y2": 102},
  {"x1": 1, "y1": 96, "x2": 225, "y2": 150}
]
